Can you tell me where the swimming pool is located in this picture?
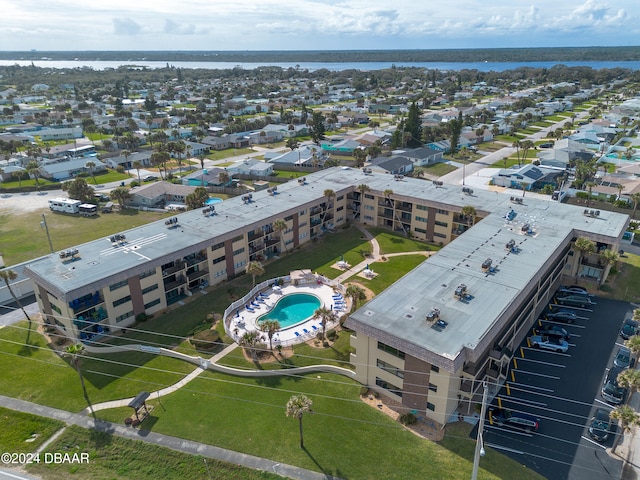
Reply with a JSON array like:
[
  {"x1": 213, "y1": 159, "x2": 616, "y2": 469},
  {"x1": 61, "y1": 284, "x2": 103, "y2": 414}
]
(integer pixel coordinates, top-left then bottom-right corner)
[
  {"x1": 258, "y1": 293, "x2": 321, "y2": 328},
  {"x1": 205, "y1": 197, "x2": 223, "y2": 205}
]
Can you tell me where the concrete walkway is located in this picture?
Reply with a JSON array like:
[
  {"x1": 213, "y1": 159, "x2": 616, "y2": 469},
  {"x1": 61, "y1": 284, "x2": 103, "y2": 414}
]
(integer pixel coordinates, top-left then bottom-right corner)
[{"x1": 0, "y1": 395, "x2": 341, "y2": 480}]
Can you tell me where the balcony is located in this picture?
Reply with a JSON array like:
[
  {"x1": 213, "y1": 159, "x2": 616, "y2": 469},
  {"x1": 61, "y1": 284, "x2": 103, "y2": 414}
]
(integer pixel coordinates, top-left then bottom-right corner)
[
  {"x1": 185, "y1": 254, "x2": 207, "y2": 267},
  {"x1": 396, "y1": 202, "x2": 413, "y2": 213},
  {"x1": 187, "y1": 269, "x2": 209, "y2": 282},
  {"x1": 164, "y1": 275, "x2": 187, "y2": 292},
  {"x1": 70, "y1": 293, "x2": 104, "y2": 313},
  {"x1": 162, "y1": 262, "x2": 185, "y2": 277},
  {"x1": 248, "y1": 230, "x2": 264, "y2": 241}
]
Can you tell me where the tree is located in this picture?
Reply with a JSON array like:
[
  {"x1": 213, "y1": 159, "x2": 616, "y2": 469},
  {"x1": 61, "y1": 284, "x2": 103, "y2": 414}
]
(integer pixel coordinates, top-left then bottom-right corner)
[
  {"x1": 121, "y1": 149, "x2": 132, "y2": 174},
  {"x1": 273, "y1": 218, "x2": 288, "y2": 252},
  {"x1": 353, "y1": 148, "x2": 367, "y2": 167},
  {"x1": 245, "y1": 261, "x2": 265, "y2": 286},
  {"x1": 573, "y1": 237, "x2": 596, "y2": 279},
  {"x1": 512, "y1": 141, "x2": 522, "y2": 165},
  {"x1": 610, "y1": 405, "x2": 640, "y2": 454},
  {"x1": 239, "y1": 330, "x2": 264, "y2": 361},
  {"x1": 520, "y1": 140, "x2": 535, "y2": 164},
  {"x1": 599, "y1": 249, "x2": 619, "y2": 285},
  {"x1": 345, "y1": 284, "x2": 366, "y2": 310},
  {"x1": 320, "y1": 189, "x2": 335, "y2": 224},
  {"x1": 110, "y1": 186, "x2": 131, "y2": 208},
  {"x1": 0, "y1": 269, "x2": 32, "y2": 329},
  {"x1": 62, "y1": 177, "x2": 94, "y2": 203},
  {"x1": 413, "y1": 166, "x2": 425, "y2": 178},
  {"x1": 626, "y1": 334, "x2": 640, "y2": 357},
  {"x1": 259, "y1": 319, "x2": 281, "y2": 352},
  {"x1": 309, "y1": 110, "x2": 326, "y2": 144},
  {"x1": 286, "y1": 394, "x2": 313, "y2": 449},
  {"x1": 286, "y1": 138, "x2": 300, "y2": 152},
  {"x1": 618, "y1": 369, "x2": 640, "y2": 397},
  {"x1": 64, "y1": 343, "x2": 96, "y2": 419},
  {"x1": 26, "y1": 161, "x2": 41, "y2": 192},
  {"x1": 185, "y1": 187, "x2": 209, "y2": 210},
  {"x1": 461, "y1": 205, "x2": 476, "y2": 227},
  {"x1": 404, "y1": 102, "x2": 423, "y2": 148},
  {"x1": 132, "y1": 160, "x2": 143, "y2": 184},
  {"x1": 585, "y1": 181, "x2": 596, "y2": 206},
  {"x1": 313, "y1": 306, "x2": 334, "y2": 340},
  {"x1": 85, "y1": 160, "x2": 97, "y2": 185},
  {"x1": 631, "y1": 193, "x2": 640, "y2": 219}
]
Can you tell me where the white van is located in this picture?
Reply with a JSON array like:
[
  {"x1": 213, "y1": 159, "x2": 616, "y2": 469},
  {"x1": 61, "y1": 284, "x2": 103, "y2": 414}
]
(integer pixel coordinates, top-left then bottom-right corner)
[{"x1": 48, "y1": 198, "x2": 81, "y2": 214}]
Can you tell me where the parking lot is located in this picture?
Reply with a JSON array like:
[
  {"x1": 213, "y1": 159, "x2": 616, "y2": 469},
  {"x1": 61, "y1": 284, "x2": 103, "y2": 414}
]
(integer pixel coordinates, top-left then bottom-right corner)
[{"x1": 479, "y1": 291, "x2": 633, "y2": 480}]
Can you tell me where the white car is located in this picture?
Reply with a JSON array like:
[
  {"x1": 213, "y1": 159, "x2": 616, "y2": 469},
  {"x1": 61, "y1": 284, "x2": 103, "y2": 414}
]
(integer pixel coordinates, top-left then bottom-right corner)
[{"x1": 529, "y1": 335, "x2": 569, "y2": 353}]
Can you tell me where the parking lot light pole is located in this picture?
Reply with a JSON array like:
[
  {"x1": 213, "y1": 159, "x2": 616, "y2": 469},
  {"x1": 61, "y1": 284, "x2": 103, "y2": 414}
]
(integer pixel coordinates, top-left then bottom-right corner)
[
  {"x1": 40, "y1": 213, "x2": 54, "y2": 254},
  {"x1": 471, "y1": 381, "x2": 488, "y2": 480}
]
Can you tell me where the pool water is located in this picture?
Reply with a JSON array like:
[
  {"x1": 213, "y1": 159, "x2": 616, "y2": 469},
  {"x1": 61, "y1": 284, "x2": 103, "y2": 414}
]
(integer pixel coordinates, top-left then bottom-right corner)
[
  {"x1": 205, "y1": 197, "x2": 223, "y2": 205},
  {"x1": 258, "y1": 293, "x2": 321, "y2": 328}
]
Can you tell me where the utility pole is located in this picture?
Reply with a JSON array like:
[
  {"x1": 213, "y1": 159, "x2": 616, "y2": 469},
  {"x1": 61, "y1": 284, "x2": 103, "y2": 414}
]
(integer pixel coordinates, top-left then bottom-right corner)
[
  {"x1": 471, "y1": 381, "x2": 488, "y2": 480},
  {"x1": 40, "y1": 213, "x2": 54, "y2": 254}
]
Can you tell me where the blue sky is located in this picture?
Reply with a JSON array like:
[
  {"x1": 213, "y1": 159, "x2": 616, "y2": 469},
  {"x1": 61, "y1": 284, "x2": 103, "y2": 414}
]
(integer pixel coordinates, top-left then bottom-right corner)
[{"x1": 1, "y1": 0, "x2": 638, "y2": 51}]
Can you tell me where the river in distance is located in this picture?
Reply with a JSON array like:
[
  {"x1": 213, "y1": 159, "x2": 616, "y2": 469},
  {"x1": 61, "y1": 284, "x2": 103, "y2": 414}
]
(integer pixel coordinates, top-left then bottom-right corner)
[{"x1": 2, "y1": 59, "x2": 640, "y2": 72}]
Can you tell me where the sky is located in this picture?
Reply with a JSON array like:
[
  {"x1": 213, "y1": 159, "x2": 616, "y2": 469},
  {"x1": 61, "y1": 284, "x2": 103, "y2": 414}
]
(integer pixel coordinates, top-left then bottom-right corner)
[{"x1": 0, "y1": 0, "x2": 638, "y2": 52}]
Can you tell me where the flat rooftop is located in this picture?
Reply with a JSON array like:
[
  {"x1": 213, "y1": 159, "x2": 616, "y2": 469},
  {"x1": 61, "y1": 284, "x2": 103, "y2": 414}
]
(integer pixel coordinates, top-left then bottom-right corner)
[{"x1": 24, "y1": 167, "x2": 628, "y2": 305}]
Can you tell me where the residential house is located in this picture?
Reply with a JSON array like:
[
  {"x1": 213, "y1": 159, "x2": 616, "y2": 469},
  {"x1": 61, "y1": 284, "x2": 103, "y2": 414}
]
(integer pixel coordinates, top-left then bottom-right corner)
[
  {"x1": 103, "y1": 151, "x2": 152, "y2": 170},
  {"x1": 394, "y1": 146, "x2": 444, "y2": 167},
  {"x1": 127, "y1": 181, "x2": 196, "y2": 208},
  {"x1": 226, "y1": 158, "x2": 274, "y2": 177},
  {"x1": 181, "y1": 167, "x2": 228, "y2": 187},
  {"x1": 491, "y1": 164, "x2": 563, "y2": 191},
  {"x1": 368, "y1": 155, "x2": 414, "y2": 175},
  {"x1": 537, "y1": 139, "x2": 594, "y2": 169},
  {"x1": 40, "y1": 158, "x2": 107, "y2": 181}
]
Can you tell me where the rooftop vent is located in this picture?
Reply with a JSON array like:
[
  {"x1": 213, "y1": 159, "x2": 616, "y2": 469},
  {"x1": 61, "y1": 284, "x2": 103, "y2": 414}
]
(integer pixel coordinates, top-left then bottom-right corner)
[
  {"x1": 462, "y1": 186, "x2": 473, "y2": 195},
  {"x1": 426, "y1": 307, "x2": 441, "y2": 323}
]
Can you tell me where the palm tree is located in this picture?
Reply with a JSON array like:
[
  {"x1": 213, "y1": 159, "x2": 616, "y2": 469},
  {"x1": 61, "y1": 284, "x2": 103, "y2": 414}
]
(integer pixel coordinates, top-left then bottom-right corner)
[
  {"x1": 618, "y1": 369, "x2": 640, "y2": 398},
  {"x1": 64, "y1": 343, "x2": 96, "y2": 419},
  {"x1": 345, "y1": 284, "x2": 366, "y2": 310},
  {"x1": 110, "y1": 186, "x2": 131, "y2": 209},
  {"x1": 132, "y1": 160, "x2": 142, "y2": 184},
  {"x1": 26, "y1": 161, "x2": 41, "y2": 192},
  {"x1": 512, "y1": 141, "x2": 522, "y2": 165},
  {"x1": 239, "y1": 330, "x2": 264, "y2": 361},
  {"x1": 413, "y1": 166, "x2": 425, "y2": 178},
  {"x1": 121, "y1": 149, "x2": 131, "y2": 174},
  {"x1": 521, "y1": 140, "x2": 535, "y2": 164},
  {"x1": 585, "y1": 181, "x2": 596, "y2": 206},
  {"x1": 219, "y1": 171, "x2": 230, "y2": 185},
  {"x1": 599, "y1": 249, "x2": 619, "y2": 285},
  {"x1": 0, "y1": 269, "x2": 32, "y2": 328},
  {"x1": 85, "y1": 160, "x2": 97, "y2": 185},
  {"x1": 626, "y1": 334, "x2": 640, "y2": 357},
  {"x1": 461, "y1": 205, "x2": 476, "y2": 227},
  {"x1": 313, "y1": 306, "x2": 334, "y2": 340},
  {"x1": 353, "y1": 148, "x2": 367, "y2": 167},
  {"x1": 273, "y1": 218, "x2": 288, "y2": 252},
  {"x1": 245, "y1": 261, "x2": 265, "y2": 286},
  {"x1": 573, "y1": 237, "x2": 596, "y2": 279},
  {"x1": 631, "y1": 192, "x2": 640, "y2": 219},
  {"x1": 285, "y1": 394, "x2": 313, "y2": 449},
  {"x1": 383, "y1": 189, "x2": 394, "y2": 206},
  {"x1": 320, "y1": 188, "x2": 335, "y2": 225},
  {"x1": 610, "y1": 405, "x2": 640, "y2": 454},
  {"x1": 259, "y1": 319, "x2": 280, "y2": 352}
]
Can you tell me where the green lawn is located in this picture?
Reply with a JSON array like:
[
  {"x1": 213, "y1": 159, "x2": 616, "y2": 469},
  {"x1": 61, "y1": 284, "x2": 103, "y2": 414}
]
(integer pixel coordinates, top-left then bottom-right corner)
[
  {"x1": 271, "y1": 169, "x2": 309, "y2": 179},
  {"x1": 598, "y1": 252, "x2": 640, "y2": 302},
  {"x1": 0, "y1": 407, "x2": 64, "y2": 453},
  {"x1": 206, "y1": 148, "x2": 254, "y2": 161},
  {"x1": 357, "y1": 254, "x2": 428, "y2": 294},
  {"x1": 0, "y1": 208, "x2": 172, "y2": 265},
  {"x1": 423, "y1": 162, "x2": 457, "y2": 176},
  {"x1": 367, "y1": 228, "x2": 441, "y2": 255},
  {"x1": 25, "y1": 425, "x2": 282, "y2": 480}
]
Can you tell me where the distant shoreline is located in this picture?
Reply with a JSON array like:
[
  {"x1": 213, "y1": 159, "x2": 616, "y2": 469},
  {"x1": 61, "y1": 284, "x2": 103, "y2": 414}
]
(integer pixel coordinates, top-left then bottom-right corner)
[{"x1": 1, "y1": 46, "x2": 640, "y2": 63}]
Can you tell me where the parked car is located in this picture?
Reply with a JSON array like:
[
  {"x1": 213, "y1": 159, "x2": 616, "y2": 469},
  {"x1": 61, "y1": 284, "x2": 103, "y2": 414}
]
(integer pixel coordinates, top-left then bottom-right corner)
[
  {"x1": 534, "y1": 324, "x2": 570, "y2": 340},
  {"x1": 588, "y1": 409, "x2": 612, "y2": 442},
  {"x1": 529, "y1": 335, "x2": 569, "y2": 353},
  {"x1": 602, "y1": 366, "x2": 627, "y2": 405},
  {"x1": 555, "y1": 295, "x2": 594, "y2": 308},
  {"x1": 557, "y1": 285, "x2": 589, "y2": 296},
  {"x1": 544, "y1": 311, "x2": 577, "y2": 324},
  {"x1": 488, "y1": 407, "x2": 539, "y2": 433},
  {"x1": 143, "y1": 175, "x2": 158, "y2": 182},
  {"x1": 614, "y1": 346, "x2": 633, "y2": 369},
  {"x1": 620, "y1": 319, "x2": 638, "y2": 340}
]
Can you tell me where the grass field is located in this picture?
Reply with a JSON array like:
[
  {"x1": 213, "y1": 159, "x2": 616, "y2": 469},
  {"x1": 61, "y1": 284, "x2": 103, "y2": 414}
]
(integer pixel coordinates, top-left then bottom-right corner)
[
  {"x1": 0, "y1": 407, "x2": 64, "y2": 453},
  {"x1": 423, "y1": 162, "x2": 457, "y2": 176},
  {"x1": 0, "y1": 208, "x2": 172, "y2": 265}
]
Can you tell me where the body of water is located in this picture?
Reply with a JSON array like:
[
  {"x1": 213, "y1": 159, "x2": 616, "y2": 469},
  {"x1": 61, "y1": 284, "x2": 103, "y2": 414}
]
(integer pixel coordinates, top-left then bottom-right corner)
[{"x1": 2, "y1": 59, "x2": 640, "y2": 72}]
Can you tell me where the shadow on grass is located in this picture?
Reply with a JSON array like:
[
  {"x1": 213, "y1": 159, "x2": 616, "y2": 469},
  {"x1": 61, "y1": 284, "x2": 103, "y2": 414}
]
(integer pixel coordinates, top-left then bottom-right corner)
[
  {"x1": 135, "y1": 416, "x2": 159, "y2": 436},
  {"x1": 302, "y1": 445, "x2": 345, "y2": 479}
]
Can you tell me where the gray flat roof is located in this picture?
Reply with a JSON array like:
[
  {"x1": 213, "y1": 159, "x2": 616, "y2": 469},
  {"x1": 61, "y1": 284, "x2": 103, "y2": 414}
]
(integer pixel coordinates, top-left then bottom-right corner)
[{"x1": 24, "y1": 167, "x2": 629, "y2": 310}]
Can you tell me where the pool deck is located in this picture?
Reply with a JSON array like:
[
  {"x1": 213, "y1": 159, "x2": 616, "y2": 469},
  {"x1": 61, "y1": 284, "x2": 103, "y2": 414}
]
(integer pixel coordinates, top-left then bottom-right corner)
[{"x1": 229, "y1": 283, "x2": 346, "y2": 346}]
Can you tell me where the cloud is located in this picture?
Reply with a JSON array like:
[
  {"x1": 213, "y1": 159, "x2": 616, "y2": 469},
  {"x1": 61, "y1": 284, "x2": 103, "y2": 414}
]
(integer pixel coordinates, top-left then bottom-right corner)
[
  {"x1": 112, "y1": 18, "x2": 143, "y2": 35},
  {"x1": 164, "y1": 19, "x2": 196, "y2": 35}
]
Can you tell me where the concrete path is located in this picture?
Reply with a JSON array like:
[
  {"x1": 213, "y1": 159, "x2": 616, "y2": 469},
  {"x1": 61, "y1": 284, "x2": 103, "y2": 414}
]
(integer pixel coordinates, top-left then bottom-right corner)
[{"x1": 0, "y1": 395, "x2": 341, "y2": 480}]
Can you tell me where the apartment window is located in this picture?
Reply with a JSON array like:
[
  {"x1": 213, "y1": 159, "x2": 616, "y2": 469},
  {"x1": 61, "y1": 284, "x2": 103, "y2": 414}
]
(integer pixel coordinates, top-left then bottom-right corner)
[
  {"x1": 436, "y1": 209, "x2": 448, "y2": 215},
  {"x1": 337, "y1": 195, "x2": 344, "y2": 201},
  {"x1": 431, "y1": 365, "x2": 439, "y2": 373},
  {"x1": 375, "y1": 377, "x2": 403, "y2": 398},
  {"x1": 364, "y1": 204, "x2": 374, "y2": 210},
  {"x1": 211, "y1": 242, "x2": 224, "y2": 251},
  {"x1": 364, "y1": 215, "x2": 374, "y2": 221},
  {"x1": 416, "y1": 204, "x2": 428, "y2": 211},
  {"x1": 116, "y1": 311, "x2": 133, "y2": 323},
  {"x1": 427, "y1": 402, "x2": 436, "y2": 411},
  {"x1": 336, "y1": 206, "x2": 344, "y2": 212},
  {"x1": 285, "y1": 215, "x2": 293, "y2": 221},
  {"x1": 214, "y1": 269, "x2": 227, "y2": 278},
  {"x1": 434, "y1": 220, "x2": 448, "y2": 227},
  {"x1": 233, "y1": 247, "x2": 245, "y2": 256},
  {"x1": 299, "y1": 232, "x2": 308, "y2": 240},
  {"x1": 364, "y1": 194, "x2": 374, "y2": 199},
  {"x1": 144, "y1": 299, "x2": 161, "y2": 309},
  {"x1": 377, "y1": 341, "x2": 405, "y2": 360},
  {"x1": 113, "y1": 295, "x2": 131, "y2": 307},
  {"x1": 109, "y1": 280, "x2": 128, "y2": 291},
  {"x1": 141, "y1": 284, "x2": 158, "y2": 295},
  {"x1": 299, "y1": 209, "x2": 307, "y2": 216},
  {"x1": 428, "y1": 383, "x2": 438, "y2": 392},
  {"x1": 377, "y1": 359, "x2": 404, "y2": 379},
  {"x1": 50, "y1": 304, "x2": 61, "y2": 314},
  {"x1": 139, "y1": 269, "x2": 156, "y2": 280},
  {"x1": 434, "y1": 232, "x2": 447, "y2": 239},
  {"x1": 414, "y1": 227, "x2": 426, "y2": 234},
  {"x1": 231, "y1": 235, "x2": 243, "y2": 243},
  {"x1": 299, "y1": 221, "x2": 308, "y2": 228},
  {"x1": 234, "y1": 260, "x2": 246, "y2": 269},
  {"x1": 415, "y1": 216, "x2": 427, "y2": 223},
  {"x1": 212, "y1": 255, "x2": 225, "y2": 264}
]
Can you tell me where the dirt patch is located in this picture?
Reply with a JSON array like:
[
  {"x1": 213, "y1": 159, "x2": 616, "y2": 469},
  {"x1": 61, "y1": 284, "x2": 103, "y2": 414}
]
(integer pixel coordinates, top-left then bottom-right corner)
[{"x1": 360, "y1": 391, "x2": 445, "y2": 441}]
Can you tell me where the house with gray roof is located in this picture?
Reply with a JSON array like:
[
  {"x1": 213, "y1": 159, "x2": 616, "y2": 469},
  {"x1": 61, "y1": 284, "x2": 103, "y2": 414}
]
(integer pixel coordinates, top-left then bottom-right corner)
[
  {"x1": 368, "y1": 156, "x2": 414, "y2": 175},
  {"x1": 491, "y1": 164, "x2": 563, "y2": 190},
  {"x1": 127, "y1": 181, "x2": 196, "y2": 208}
]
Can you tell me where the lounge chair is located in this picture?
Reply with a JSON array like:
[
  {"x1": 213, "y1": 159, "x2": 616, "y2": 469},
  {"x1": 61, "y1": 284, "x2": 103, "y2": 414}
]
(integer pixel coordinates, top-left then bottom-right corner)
[
  {"x1": 303, "y1": 328, "x2": 310, "y2": 335},
  {"x1": 246, "y1": 306, "x2": 255, "y2": 312},
  {"x1": 311, "y1": 325, "x2": 318, "y2": 331},
  {"x1": 294, "y1": 331, "x2": 301, "y2": 337}
]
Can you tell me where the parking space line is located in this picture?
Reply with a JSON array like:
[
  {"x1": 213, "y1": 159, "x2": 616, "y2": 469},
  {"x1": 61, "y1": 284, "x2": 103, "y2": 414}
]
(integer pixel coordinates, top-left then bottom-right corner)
[
  {"x1": 511, "y1": 369, "x2": 560, "y2": 379},
  {"x1": 540, "y1": 320, "x2": 586, "y2": 329},
  {"x1": 497, "y1": 395, "x2": 547, "y2": 408},
  {"x1": 484, "y1": 442, "x2": 525, "y2": 454},
  {"x1": 515, "y1": 357, "x2": 566, "y2": 368},
  {"x1": 507, "y1": 381, "x2": 554, "y2": 393},
  {"x1": 580, "y1": 436, "x2": 607, "y2": 449},
  {"x1": 615, "y1": 342, "x2": 626, "y2": 347},
  {"x1": 521, "y1": 347, "x2": 571, "y2": 357},
  {"x1": 594, "y1": 398, "x2": 613, "y2": 408},
  {"x1": 484, "y1": 426, "x2": 534, "y2": 438}
]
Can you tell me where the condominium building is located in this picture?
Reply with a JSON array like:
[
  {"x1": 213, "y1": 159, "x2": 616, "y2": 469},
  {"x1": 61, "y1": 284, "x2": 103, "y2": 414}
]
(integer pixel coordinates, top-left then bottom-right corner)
[{"x1": 23, "y1": 167, "x2": 628, "y2": 424}]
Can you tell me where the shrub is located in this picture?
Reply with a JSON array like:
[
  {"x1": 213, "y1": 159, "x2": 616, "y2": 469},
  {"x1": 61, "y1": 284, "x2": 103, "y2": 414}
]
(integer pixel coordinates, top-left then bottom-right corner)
[
  {"x1": 360, "y1": 386, "x2": 369, "y2": 396},
  {"x1": 135, "y1": 313, "x2": 148, "y2": 322},
  {"x1": 124, "y1": 417, "x2": 133, "y2": 426},
  {"x1": 399, "y1": 413, "x2": 417, "y2": 425},
  {"x1": 575, "y1": 191, "x2": 588, "y2": 199},
  {"x1": 326, "y1": 329, "x2": 337, "y2": 341}
]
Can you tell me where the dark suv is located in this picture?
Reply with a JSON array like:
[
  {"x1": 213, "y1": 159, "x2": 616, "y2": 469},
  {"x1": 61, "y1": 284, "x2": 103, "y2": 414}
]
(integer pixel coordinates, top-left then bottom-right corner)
[
  {"x1": 534, "y1": 324, "x2": 570, "y2": 340},
  {"x1": 620, "y1": 318, "x2": 638, "y2": 340},
  {"x1": 602, "y1": 366, "x2": 627, "y2": 405},
  {"x1": 488, "y1": 407, "x2": 539, "y2": 433}
]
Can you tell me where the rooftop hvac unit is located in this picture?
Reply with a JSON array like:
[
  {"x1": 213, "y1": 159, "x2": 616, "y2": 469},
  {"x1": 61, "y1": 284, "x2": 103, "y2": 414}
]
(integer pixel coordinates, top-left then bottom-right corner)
[
  {"x1": 454, "y1": 283, "x2": 467, "y2": 299},
  {"x1": 462, "y1": 187, "x2": 473, "y2": 195},
  {"x1": 426, "y1": 307, "x2": 441, "y2": 322},
  {"x1": 165, "y1": 217, "x2": 178, "y2": 226},
  {"x1": 521, "y1": 223, "x2": 531, "y2": 233},
  {"x1": 394, "y1": 174, "x2": 404, "y2": 181},
  {"x1": 363, "y1": 167, "x2": 372, "y2": 174},
  {"x1": 505, "y1": 239, "x2": 516, "y2": 250},
  {"x1": 433, "y1": 180, "x2": 444, "y2": 187},
  {"x1": 59, "y1": 248, "x2": 79, "y2": 259},
  {"x1": 481, "y1": 258, "x2": 492, "y2": 270},
  {"x1": 202, "y1": 205, "x2": 216, "y2": 216}
]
